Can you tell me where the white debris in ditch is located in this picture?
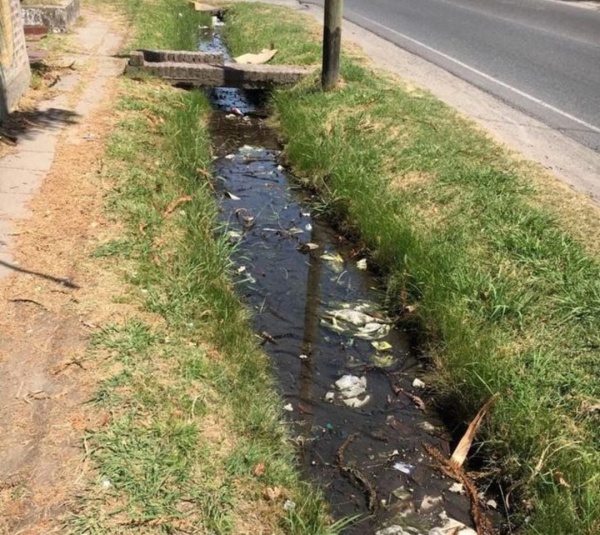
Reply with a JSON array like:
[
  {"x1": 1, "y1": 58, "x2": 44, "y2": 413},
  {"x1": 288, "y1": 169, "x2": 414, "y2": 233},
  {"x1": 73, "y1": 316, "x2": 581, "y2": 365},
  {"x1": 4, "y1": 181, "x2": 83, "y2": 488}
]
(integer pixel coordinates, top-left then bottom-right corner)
[
  {"x1": 322, "y1": 302, "x2": 392, "y2": 340},
  {"x1": 429, "y1": 513, "x2": 477, "y2": 535},
  {"x1": 335, "y1": 375, "x2": 371, "y2": 408},
  {"x1": 283, "y1": 403, "x2": 293, "y2": 412},
  {"x1": 357, "y1": 258, "x2": 368, "y2": 270},
  {"x1": 448, "y1": 482, "x2": 465, "y2": 494},
  {"x1": 420, "y1": 495, "x2": 444, "y2": 512},
  {"x1": 226, "y1": 230, "x2": 242, "y2": 240},
  {"x1": 412, "y1": 378, "x2": 426, "y2": 389},
  {"x1": 324, "y1": 391, "x2": 335, "y2": 403},
  {"x1": 393, "y1": 461, "x2": 414, "y2": 475},
  {"x1": 376, "y1": 527, "x2": 417, "y2": 535},
  {"x1": 486, "y1": 498, "x2": 498, "y2": 509},
  {"x1": 372, "y1": 340, "x2": 392, "y2": 351},
  {"x1": 321, "y1": 252, "x2": 345, "y2": 273},
  {"x1": 419, "y1": 421, "x2": 437, "y2": 433}
]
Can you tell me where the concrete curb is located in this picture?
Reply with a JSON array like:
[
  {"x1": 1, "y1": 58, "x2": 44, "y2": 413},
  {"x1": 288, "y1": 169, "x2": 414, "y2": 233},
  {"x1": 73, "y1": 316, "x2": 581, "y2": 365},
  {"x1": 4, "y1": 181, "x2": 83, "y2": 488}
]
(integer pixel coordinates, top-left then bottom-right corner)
[{"x1": 22, "y1": 0, "x2": 80, "y2": 33}]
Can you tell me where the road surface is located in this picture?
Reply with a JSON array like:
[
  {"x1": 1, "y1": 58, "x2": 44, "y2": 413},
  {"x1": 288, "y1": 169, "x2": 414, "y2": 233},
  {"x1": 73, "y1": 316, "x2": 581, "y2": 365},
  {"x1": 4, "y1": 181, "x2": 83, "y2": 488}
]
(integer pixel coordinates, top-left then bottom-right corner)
[{"x1": 310, "y1": 0, "x2": 600, "y2": 151}]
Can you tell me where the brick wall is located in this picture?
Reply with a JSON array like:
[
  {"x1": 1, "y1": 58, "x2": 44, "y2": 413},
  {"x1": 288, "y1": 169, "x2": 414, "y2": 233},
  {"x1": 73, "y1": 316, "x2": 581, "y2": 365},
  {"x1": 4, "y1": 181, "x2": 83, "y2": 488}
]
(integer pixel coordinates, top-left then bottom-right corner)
[{"x1": 1, "y1": 0, "x2": 31, "y2": 119}]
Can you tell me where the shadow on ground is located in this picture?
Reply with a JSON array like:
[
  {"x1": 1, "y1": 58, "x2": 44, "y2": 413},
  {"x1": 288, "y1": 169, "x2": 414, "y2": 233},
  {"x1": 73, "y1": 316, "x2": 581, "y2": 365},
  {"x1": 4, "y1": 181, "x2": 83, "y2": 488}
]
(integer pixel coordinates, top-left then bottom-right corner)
[{"x1": 0, "y1": 259, "x2": 79, "y2": 289}]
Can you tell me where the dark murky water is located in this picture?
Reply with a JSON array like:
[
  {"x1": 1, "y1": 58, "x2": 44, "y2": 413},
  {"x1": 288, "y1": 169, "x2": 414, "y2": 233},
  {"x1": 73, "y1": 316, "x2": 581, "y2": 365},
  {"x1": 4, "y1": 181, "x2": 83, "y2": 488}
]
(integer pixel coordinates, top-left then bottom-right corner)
[{"x1": 200, "y1": 26, "x2": 493, "y2": 535}]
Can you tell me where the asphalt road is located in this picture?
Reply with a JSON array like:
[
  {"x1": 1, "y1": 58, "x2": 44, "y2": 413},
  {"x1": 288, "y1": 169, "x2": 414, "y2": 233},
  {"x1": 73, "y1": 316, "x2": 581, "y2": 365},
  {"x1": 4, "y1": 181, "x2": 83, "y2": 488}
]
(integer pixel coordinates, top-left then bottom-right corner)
[{"x1": 310, "y1": 0, "x2": 600, "y2": 151}]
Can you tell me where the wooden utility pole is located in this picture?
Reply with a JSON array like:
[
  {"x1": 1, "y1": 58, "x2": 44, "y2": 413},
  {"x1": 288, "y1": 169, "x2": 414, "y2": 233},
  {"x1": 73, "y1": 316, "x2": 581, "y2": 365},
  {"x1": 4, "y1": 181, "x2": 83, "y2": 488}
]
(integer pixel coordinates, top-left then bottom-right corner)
[{"x1": 322, "y1": 0, "x2": 343, "y2": 91}]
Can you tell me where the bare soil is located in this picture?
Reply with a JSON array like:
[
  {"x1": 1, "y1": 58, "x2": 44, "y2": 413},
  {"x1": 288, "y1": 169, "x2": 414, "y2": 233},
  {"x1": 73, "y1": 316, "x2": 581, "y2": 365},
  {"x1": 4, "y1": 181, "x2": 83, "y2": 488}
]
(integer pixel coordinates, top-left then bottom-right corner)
[{"x1": 0, "y1": 8, "x2": 130, "y2": 534}]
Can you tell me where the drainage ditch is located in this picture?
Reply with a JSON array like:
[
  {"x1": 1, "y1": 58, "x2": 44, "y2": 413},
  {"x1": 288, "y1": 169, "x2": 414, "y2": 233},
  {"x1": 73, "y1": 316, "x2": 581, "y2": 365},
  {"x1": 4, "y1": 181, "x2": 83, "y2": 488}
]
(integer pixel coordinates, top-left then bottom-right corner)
[{"x1": 199, "y1": 22, "x2": 497, "y2": 535}]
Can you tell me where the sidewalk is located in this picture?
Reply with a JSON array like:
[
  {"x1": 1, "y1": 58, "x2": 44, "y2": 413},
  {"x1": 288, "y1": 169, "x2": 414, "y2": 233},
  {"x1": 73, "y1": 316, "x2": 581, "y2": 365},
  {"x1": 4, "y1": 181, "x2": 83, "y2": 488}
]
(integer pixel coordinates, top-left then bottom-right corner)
[{"x1": 0, "y1": 10, "x2": 126, "y2": 533}]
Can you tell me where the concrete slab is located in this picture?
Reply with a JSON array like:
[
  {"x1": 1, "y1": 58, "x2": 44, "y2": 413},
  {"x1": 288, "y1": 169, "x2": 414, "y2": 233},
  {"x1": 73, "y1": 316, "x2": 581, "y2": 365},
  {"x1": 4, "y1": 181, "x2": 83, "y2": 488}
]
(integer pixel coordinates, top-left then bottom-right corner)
[
  {"x1": 133, "y1": 60, "x2": 314, "y2": 88},
  {"x1": 0, "y1": 169, "x2": 46, "y2": 194},
  {"x1": 0, "y1": 149, "x2": 55, "y2": 172},
  {"x1": 0, "y1": 12, "x2": 124, "y2": 281},
  {"x1": 0, "y1": 192, "x2": 33, "y2": 219}
]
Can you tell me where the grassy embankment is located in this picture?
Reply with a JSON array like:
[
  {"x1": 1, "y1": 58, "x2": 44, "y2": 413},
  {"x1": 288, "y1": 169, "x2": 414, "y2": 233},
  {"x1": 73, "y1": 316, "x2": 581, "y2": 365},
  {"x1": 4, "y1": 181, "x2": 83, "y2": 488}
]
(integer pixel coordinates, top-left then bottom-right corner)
[
  {"x1": 70, "y1": 0, "x2": 337, "y2": 533},
  {"x1": 224, "y1": 4, "x2": 600, "y2": 534}
]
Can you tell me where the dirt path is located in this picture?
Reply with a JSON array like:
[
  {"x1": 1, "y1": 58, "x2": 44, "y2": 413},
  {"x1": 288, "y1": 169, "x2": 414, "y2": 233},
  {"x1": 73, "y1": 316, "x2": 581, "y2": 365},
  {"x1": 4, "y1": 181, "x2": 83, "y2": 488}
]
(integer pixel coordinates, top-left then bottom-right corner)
[{"x1": 0, "y1": 8, "x2": 128, "y2": 534}]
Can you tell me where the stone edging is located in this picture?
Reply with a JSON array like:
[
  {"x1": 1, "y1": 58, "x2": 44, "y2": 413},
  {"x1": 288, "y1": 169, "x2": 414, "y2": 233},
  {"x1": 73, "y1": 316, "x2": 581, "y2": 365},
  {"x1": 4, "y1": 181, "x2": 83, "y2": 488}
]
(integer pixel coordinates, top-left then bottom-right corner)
[{"x1": 21, "y1": 0, "x2": 80, "y2": 33}]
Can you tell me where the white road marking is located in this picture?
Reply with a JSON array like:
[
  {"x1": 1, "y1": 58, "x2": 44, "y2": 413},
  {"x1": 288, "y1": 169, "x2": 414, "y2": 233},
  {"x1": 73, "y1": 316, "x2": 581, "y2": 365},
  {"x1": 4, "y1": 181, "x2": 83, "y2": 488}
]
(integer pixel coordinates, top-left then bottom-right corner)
[{"x1": 350, "y1": 12, "x2": 600, "y2": 135}]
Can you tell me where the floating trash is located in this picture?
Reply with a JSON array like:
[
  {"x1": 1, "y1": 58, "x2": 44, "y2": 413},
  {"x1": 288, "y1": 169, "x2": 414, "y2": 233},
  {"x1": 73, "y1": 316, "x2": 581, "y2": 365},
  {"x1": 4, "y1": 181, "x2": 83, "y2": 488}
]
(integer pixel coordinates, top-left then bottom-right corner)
[
  {"x1": 335, "y1": 374, "x2": 371, "y2": 408},
  {"x1": 372, "y1": 340, "x2": 393, "y2": 351},
  {"x1": 412, "y1": 378, "x2": 426, "y2": 389},
  {"x1": 393, "y1": 462, "x2": 414, "y2": 475},
  {"x1": 321, "y1": 252, "x2": 344, "y2": 273},
  {"x1": 371, "y1": 353, "x2": 396, "y2": 368},
  {"x1": 322, "y1": 303, "x2": 392, "y2": 340}
]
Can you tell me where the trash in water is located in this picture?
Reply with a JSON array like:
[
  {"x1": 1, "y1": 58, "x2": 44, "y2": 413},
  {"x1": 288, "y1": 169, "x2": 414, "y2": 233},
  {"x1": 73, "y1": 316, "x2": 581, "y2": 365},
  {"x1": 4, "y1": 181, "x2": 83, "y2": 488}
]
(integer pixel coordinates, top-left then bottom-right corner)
[
  {"x1": 234, "y1": 48, "x2": 278, "y2": 65},
  {"x1": 324, "y1": 391, "x2": 335, "y2": 403},
  {"x1": 211, "y1": 15, "x2": 224, "y2": 27},
  {"x1": 335, "y1": 375, "x2": 367, "y2": 398},
  {"x1": 237, "y1": 266, "x2": 246, "y2": 273},
  {"x1": 299, "y1": 354, "x2": 309, "y2": 360},
  {"x1": 375, "y1": 526, "x2": 413, "y2": 535},
  {"x1": 371, "y1": 353, "x2": 396, "y2": 368},
  {"x1": 412, "y1": 378, "x2": 426, "y2": 389},
  {"x1": 420, "y1": 494, "x2": 444, "y2": 512},
  {"x1": 357, "y1": 258, "x2": 368, "y2": 270},
  {"x1": 449, "y1": 482, "x2": 465, "y2": 494},
  {"x1": 298, "y1": 242, "x2": 319, "y2": 253},
  {"x1": 429, "y1": 514, "x2": 477, "y2": 535},
  {"x1": 230, "y1": 106, "x2": 244, "y2": 117},
  {"x1": 393, "y1": 462, "x2": 414, "y2": 475},
  {"x1": 372, "y1": 340, "x2": 392, "y2": 351},
  {"x1": 335, "y1": 374, "x2": 371, "y2": 408},
  {"x1": 321, "y1": 252, "x2": 344, "y2": 273},
  {"x1": 224, "y1": 191, "x2": 241, "y2": 200},
  {"x1": 322, "y1": 304, "x2": 392, "y2": 341},
  {"x1": 283, "y1": 403, "x2": 293, "y2": 412},
  {"x1": 419, "y1": 421, "x2": 437, "y2": 433},
  {"x1": 344, "y1": 395, "x2": 371, "y2": 408},
  {"x1": 305, "y1": 223, "x2": 313, "y2": 231},
  {"x1": 392, "y1": 487, "x2": 412, "y2": 501},
  {"x1": 227, "y1": 230, "x2": 242, "y2": 240}
]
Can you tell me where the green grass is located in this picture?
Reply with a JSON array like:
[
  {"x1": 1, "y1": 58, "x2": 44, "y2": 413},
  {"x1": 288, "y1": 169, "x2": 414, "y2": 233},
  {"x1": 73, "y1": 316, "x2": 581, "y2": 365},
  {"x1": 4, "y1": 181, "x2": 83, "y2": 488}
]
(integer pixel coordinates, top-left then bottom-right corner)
[
  {"x1": 70, "y1": 1, "x2": 339, "y2": 533},
  {"x1": 224, "y1": 4, "x2": 600, "y2": 534}
]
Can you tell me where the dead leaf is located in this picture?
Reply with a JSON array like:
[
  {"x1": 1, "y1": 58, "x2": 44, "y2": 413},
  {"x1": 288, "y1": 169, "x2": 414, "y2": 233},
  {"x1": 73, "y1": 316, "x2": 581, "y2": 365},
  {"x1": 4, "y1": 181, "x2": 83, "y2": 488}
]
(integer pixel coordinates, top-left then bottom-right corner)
[
  {"x1": 554, "y1": 472, "x2": 571, "y2": 488},
  {"x1": 235, "y1": 49, "x2": 277, "y2": 65},
  {"x1": 253, "y1": 462, "x2": 266, "y2": 477},
  {"x1": 263, "y1": 486, "x2": 284, "y2": 501},
  {"x1": 163, "y1": 195, "x2": 192, "y2": 217},
  {"x1": 450, "y1": 395, "x2": 497, "y2": 468},
  {"x1": 394, "y1": 386, "x2": 426, "y2": 411}
]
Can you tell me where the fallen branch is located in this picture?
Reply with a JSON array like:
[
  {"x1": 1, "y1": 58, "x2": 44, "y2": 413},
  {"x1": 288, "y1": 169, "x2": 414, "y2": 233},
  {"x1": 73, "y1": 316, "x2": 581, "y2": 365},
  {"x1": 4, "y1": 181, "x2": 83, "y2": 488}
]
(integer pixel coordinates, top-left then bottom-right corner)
[
  {"x1": 163, "y1": 195, "x2": 192, "y2": 217},
  {"x1": 335, "y1": 433, "x2": 378, "y2": 512}
]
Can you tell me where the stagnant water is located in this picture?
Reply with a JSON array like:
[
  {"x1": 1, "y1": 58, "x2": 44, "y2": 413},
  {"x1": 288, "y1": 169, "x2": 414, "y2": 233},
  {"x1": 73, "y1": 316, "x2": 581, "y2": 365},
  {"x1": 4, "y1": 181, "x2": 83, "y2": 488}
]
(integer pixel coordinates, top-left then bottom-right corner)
[{"x1": 200, "y1": 25, "x2": 495, "y2": 535}]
